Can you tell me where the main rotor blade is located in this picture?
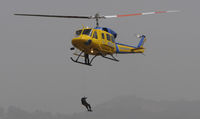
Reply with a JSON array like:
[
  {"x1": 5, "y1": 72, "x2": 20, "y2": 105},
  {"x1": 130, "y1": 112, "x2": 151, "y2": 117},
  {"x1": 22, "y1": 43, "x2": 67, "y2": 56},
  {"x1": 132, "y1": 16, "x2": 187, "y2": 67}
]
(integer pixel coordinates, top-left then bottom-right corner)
[
  {"x1": 104, "y1": 10, "x2": 180, "y2": 18},
  {"x1": 14, "y1": 14, "x2": 92, "y2": 19}
]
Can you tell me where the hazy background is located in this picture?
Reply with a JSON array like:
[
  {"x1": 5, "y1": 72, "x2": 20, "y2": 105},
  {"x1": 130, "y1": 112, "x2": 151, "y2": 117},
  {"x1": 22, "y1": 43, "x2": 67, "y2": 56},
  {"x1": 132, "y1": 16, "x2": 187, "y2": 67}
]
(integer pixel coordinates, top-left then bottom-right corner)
[{"x1": 0, "y1": 0, "x2": 200, "y2": 114}]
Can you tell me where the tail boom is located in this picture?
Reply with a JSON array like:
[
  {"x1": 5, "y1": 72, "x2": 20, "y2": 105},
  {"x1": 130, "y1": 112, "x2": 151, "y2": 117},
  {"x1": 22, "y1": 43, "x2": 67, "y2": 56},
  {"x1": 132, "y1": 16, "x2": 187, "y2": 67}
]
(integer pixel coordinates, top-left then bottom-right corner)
[{"x1": 115, "y1": 35, "x2": 146, "y2": 54}]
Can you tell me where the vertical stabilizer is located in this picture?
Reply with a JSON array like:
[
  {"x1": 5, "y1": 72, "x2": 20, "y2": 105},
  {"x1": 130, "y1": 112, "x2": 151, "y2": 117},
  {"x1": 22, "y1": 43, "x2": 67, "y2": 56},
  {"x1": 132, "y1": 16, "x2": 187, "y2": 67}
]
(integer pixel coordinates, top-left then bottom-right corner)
[{"x1": 137, "y1": 35, "x2": 146, "y2": 48}]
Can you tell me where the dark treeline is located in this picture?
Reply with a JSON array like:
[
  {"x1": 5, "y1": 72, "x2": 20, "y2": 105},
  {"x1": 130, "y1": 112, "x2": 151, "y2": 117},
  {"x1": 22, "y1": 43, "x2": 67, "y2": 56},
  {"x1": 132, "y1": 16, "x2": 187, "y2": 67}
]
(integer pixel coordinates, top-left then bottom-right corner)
[{"x1": 0, "y1": 106, "x2": 71, "y2": 119}]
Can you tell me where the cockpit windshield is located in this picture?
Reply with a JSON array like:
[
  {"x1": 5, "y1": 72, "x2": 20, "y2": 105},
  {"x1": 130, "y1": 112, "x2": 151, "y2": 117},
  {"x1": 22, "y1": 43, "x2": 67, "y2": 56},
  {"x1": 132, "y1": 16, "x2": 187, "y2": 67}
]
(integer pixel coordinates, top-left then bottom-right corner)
[
  {"x1": 82, "y1": 29, "x2": 92, "y2": 36},
  {"x1": 75, "y1": 29, "x2": 92, "y2": 37}
]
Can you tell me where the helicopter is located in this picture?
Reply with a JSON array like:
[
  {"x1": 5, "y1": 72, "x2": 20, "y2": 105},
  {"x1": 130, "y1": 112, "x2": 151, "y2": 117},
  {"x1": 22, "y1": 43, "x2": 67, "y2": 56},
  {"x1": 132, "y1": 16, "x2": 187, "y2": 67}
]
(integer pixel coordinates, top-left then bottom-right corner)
[{"x1": 14, "y1": 10, "x2": 178, "y2": 66}]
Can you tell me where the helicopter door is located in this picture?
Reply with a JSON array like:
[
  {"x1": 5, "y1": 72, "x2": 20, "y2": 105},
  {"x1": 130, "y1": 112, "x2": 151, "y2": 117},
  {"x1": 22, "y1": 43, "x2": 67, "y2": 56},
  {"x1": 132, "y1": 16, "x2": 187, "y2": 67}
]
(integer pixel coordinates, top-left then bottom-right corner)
[
  {"x1": 105, "y1": 34, "x2": 114, "y2": 53},
  {"x1": 100, "y1": 33, "x2": 111, "y2": 53},
  {"x1": 101, "y1": 33, "x2": 106, "y2": 44}
]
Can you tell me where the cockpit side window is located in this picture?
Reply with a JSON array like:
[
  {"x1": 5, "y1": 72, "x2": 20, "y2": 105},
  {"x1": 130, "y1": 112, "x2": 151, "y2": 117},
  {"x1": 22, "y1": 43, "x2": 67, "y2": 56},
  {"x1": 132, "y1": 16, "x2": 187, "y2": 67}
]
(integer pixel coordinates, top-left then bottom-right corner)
[
  {"x1": 75, "y1": 29, "x2": 82, "y2": 36},
  {"x1": 93, "y1": 31, "x2": 98, "y2": 39},
  {"x1": 82, "y1": 29, "x2": 92, "y2": 36},
  {"x1": 101, "y1": 33, "x2": 105, "y2": 39}
]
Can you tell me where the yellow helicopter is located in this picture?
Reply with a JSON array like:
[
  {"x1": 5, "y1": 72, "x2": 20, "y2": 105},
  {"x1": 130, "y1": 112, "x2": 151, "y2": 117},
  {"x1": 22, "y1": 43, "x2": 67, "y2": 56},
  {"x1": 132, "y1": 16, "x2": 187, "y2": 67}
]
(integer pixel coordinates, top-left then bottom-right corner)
[{"x1": 15, "y1": 10, "x2": 178, "y2": 66}]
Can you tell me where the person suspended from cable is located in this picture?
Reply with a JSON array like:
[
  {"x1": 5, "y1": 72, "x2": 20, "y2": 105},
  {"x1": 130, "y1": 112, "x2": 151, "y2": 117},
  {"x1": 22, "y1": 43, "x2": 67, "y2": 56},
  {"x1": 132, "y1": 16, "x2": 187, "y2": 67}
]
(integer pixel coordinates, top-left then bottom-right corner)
[{"x1": 81, "y1": 96, "x2": 92, "y2": 112}]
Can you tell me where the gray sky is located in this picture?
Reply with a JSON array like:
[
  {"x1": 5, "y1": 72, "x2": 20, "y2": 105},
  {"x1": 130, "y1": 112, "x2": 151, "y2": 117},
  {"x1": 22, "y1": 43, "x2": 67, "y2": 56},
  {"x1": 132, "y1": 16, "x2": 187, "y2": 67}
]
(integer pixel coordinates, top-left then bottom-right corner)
[{"x1": 0, "y1": 0, "x2": 200, "y2": 114}]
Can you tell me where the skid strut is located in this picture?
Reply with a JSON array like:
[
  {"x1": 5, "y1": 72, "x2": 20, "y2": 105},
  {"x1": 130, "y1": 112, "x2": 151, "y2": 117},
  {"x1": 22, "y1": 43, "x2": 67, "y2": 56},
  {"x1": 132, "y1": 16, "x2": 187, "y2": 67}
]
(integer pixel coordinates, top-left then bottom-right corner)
[{"x1": 101, "y1": 54, "x2": 119, "y2": 62}]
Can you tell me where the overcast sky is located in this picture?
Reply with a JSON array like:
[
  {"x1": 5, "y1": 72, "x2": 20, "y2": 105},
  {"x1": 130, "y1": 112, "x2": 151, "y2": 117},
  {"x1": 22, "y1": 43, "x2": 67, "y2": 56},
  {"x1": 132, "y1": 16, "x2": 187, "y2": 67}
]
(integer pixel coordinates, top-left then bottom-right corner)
[{"x1": 0, "y1": 0, "x2": 200, "y2": 114}]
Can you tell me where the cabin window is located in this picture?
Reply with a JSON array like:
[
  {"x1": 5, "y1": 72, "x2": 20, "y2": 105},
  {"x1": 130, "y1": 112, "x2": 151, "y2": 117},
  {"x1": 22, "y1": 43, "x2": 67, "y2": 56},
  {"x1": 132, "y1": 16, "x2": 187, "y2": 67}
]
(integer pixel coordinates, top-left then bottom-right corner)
[
  {"x1": 75, "y1": 29, "x2": 82, "y2": 36},
  {"x1": 101, "y1": 33, "x2": 105, "y2": 39},
  {"x1": 93, "y1": 31, "x2": 98, "y2": 39},
  {"x1": 82, "y1": 29, "x2": 92, "y2": 36},
  {"x1": 111, "y1": 35, "x2": 115, "y2": 43},
  {"x1": 106, "y1": 34, "x2": 110, "y2": 41}
]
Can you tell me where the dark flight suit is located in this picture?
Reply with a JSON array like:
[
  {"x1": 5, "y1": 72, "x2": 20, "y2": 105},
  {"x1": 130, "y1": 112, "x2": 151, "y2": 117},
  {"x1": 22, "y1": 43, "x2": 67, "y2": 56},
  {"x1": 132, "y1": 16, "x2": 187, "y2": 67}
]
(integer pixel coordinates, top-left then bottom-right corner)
[{"x1": 81, "y1": 97, "x2": 92, "y2": 112}]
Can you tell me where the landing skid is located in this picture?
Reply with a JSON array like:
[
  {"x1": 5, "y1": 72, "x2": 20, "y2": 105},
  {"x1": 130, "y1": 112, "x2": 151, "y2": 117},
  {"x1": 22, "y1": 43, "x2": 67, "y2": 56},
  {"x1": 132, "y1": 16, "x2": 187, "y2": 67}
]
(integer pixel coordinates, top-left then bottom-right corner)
[
  {"x1": 71, "y1": 57, "x2": 92, "y2": 66},
  {"x1": 71, "y1": 51, "x2": 119, "y2": 66},
  {"x1": 70, "y1": 51, "x2": 98, "y2": 66}
]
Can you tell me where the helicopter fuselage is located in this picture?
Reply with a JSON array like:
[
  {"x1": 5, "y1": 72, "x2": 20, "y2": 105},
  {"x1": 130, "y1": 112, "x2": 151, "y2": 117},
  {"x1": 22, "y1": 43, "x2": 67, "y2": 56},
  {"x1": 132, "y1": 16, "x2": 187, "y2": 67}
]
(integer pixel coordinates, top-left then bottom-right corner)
[{"x1": 72, "y1": 27, "x2": 145, "y2": 56}]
